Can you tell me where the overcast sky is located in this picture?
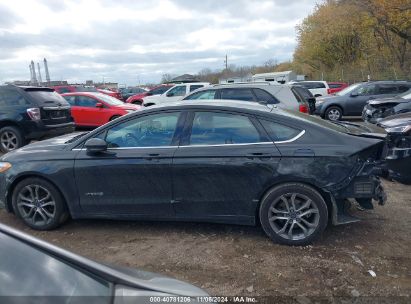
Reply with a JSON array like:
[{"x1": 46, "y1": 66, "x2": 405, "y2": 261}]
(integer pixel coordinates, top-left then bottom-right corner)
[{"x1": 0, "y1": 0, "x2": 317, "y2": 85}]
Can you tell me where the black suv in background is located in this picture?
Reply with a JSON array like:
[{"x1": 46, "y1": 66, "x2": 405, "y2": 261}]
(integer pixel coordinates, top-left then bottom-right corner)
[{"x1": 0, "y1": 85, "x2": 74, "y2": 153}]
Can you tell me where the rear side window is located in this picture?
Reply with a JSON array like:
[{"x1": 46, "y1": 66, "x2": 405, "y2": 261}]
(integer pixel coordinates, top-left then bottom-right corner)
[
  {"x1": 220, "y1": 88, "x2": 255, "y2": 102},
  {"x1": 25, "y1": 90, "x2": 69, "y2": 106},
  {"x1": 184, "y1": 90, "x2": 216, "y2": 100},
  {"x1": 189, "y1": 85, "x2": 204, "y2": 92},
  {"x1": 0, "y1": 90, "x2": 30, "y2": 106},
  {"x1": 398, "y1": 85, "x2": 410, "y2": 93},
  {"x1": 378, "y1": 84, "x2": 398, "y2": 94},
  {"x1": 252, "y1": 89, "x2": 278, "y2": 104},
  {"x1": 189, "y1": 112, "x2": 262, "y2": 145},
  {"x1": 260, "y1": 119, "x2": 301, "y2": 142},
  {"x1": 328, "y1": 83, "x2": 342, "y2": 89}
]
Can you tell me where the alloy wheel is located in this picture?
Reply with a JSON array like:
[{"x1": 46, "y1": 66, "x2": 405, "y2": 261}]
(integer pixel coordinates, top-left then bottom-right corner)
[
  {"x1": 268, "y1": 193, "x2": 320, "y2": 241},
  {"x1": 16, "y1": 185, "x2": 56, "y2": 226},
  {"x1": 327, "y1": 109, "x2": 341, "y2": 121},
  {"x1": 0, "y1": 131, "x2": 18, "y2": 151}
]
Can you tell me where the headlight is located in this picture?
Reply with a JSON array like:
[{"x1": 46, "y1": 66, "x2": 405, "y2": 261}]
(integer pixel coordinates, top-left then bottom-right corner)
[
  {"x1": 385, "y1": 125, "x2": 411, "y2": 134},
  {"x1": 0, "y1": 162, "x2": 11, "y2": 173}
]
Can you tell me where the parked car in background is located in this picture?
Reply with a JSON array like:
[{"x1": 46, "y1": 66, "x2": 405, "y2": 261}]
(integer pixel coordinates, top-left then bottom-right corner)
[
  {"x1": 96, "y1": 88, "x2": 122, "y2": 100},
  {"x1": 142, "y1": 83, "x2": 210, "y2": 106},
  {"x1": 183, "y1": 83, "x2": 313, "y2": 114},
  {"x1": 378, "y1": 113, "x2": 411, "y2": 185},
  {"x1": 119, "y1": 87, "x2": 147, "y2": 101},
  {"x1": 290, "y1": 84, "x2": 317, "y2": 114},
  {"x1": 51, "y1": 85, "x2": 98, "y2": 94},
  {"x1": 0, "y1": 85, "x2": 74, "y2": 153},
  {"x1": 0, "y1": 101, "x2": 389, "y2": 245},
  {"x1": 0, "y1": 223, "x2": 208, "y2": 300},
  {"x1": 362, "y1": 89, "x2": 411, "y2": 123},
  {"x1": 289, "y1": 81, "x2": 330, "y2": 97},
  {"x1": 315, "y1": 81, "x2": 411, "y2": 120},
  {"x1": 327, "y1": 82, "x2": 349, "y2": 94},
  {"x1": 62, "y1": 92, "x2": 140, "y2": 127},
  {"x1": 125, "y1": 84, "x2": 174, "y2": 105}
]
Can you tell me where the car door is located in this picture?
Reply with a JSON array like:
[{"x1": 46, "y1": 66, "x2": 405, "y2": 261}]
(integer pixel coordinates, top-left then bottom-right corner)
[
  {"x1": 346, "y1": 83, "x2": 378, "y2": 115},
  {"x1": 172, "y1": 110, "x2": 281, "y2": 223},
  {"x1": 74, "y1": 111, "x2": 184, "y2": 216},
  {"x1": 75, "y1": 95, "x2": 102, "y2": 126}
]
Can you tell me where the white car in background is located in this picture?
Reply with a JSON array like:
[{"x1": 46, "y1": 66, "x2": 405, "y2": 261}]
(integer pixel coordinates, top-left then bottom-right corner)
[
  {"x1": 142, "y1": 82, "x2": 210, "y2": 106},
  {"x1": 290, "y1": 81, "x2": 330, "y2": 97}
]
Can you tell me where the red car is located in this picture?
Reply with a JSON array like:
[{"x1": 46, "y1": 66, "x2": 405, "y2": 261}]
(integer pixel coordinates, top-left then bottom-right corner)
[
  {"x1": 327, "y1": 82, "x2": 349, "y2": 94},
  {"x1": 97, "y1": 88, "x2": 122, "y2": 100},
  {"x1": 125, "y1": 84, "x2": 173, "y2": 105},
  {"x1": 61, "y1": 92, "x2": 140, "y2": 127}
]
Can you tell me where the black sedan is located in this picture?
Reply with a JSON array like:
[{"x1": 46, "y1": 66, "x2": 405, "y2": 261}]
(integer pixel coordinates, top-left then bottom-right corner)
[
  {"x1": 362, "y1": 89, "x2": 411, "y2": 123},
  {"x1": 0, "y1": 101, "x2": 388, "y2": 245},
  {"x1": 0, "y1": 223, "x2": 207, "y2": 301}
]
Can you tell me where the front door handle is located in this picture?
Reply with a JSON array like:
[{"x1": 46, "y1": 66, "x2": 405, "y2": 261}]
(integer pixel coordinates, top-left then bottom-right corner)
[
  {"x1": 144, "y1": 153, "x2": 160, "y2": 160},
  {"x1": 245, "y1": 152, "x2": 272, "y2": 160}
]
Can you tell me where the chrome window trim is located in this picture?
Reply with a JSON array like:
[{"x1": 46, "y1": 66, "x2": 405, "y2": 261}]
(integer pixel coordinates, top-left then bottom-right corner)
[
  {"x1": 274, "y1": 130, "x2": 305, "y2": 144},
  {"x1": 179, "y1": 142, "x2": 274, "y2": 148}
]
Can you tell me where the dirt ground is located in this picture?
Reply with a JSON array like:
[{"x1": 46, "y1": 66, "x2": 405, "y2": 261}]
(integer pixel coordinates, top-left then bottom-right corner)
[{"x1": 1, "y1": 179, "x2": 410, "y2": 301}]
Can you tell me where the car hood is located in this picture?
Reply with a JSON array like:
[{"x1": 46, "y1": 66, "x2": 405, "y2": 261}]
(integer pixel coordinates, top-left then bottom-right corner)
[
  {"x1": 368, "y1": 97, "x2": 408, "y2": 106},
  {"x1": 378, "y1": 113, "x2": 411, "y2": 128}
]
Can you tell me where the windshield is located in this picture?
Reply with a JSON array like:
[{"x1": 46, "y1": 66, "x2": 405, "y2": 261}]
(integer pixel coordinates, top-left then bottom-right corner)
[
  {"x1": 95, "y1": 93, "x2": 124, "y2": 106},
  {"x1": 335, "y1": 83, "x2": 362, "y2": 96}
]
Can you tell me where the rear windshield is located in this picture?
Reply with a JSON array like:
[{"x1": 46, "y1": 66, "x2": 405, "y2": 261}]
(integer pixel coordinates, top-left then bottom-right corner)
[{"x1": 25, "y1": 90, "x2": 70, "y2": 106}]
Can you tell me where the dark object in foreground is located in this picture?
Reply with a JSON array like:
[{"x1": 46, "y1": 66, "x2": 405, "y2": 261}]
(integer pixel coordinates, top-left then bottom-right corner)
[
  {"x1": 0, "y1": 101, "x2": 389, "y2": 245},
  {"x1": 378, "y1": 113, "x2": 411, "y2": 184},
  {"x1": 0, "y1": 223, "x2": 207, "y2": 301}
]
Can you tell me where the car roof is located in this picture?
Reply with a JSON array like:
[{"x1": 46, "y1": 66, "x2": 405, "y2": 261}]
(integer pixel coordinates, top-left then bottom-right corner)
[{"x1": 144, "y1": 99, "x2": 274, "y2": 114}]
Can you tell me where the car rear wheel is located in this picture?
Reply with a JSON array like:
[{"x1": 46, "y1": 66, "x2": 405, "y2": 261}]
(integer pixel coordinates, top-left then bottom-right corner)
[
  {"x1": 325, "y1": 106, "x2": 342, "y2": 121},
  {"x1": 0, "y1": 126, "x2": 26, "y2": 153},
  {"x1": 259, "y1": 183, "x2": 328, "y2": 246},
  {"x1": 12, "y1": 178, "x2": 69, "y2": 230}
]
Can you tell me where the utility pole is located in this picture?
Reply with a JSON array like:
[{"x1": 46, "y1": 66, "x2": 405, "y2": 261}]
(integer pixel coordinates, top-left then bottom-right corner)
[{"x1": 224, "y1": 54, "x2": 228, "y2": 70}]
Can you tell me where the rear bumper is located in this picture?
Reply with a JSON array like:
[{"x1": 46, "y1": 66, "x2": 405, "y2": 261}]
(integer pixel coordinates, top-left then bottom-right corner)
[{"x1": 23, "y1": 121, "x2": 75, "y2": 140}]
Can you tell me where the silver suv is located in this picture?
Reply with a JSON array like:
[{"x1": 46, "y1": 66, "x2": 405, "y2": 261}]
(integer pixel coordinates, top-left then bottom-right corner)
[{"x1": 182, "y1": 83, "x2": 312, "y2": 113}]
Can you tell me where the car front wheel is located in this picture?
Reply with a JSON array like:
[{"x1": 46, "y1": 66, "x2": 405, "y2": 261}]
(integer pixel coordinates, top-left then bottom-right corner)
[
  {"x1": 259, "y1": 183, "x2": 328, "y2": 246},
  {"x1": 12, "y1": 178, "x2": 69, "y2": 230},
  {"x1": 325, "y1": 106, "x2": 342, "y2": 121}
]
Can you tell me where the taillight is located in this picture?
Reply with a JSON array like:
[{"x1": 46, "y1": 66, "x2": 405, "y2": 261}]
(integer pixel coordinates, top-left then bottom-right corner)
[
  {"x1": 299, "y1": 104, "x2": 309, "y2": 114},
  {"x1": 327, "y1": 88, "x2": 332, "y2": 94},
  {"x1": 27, "y1": 108, "x2": 41, "y2": 120}
]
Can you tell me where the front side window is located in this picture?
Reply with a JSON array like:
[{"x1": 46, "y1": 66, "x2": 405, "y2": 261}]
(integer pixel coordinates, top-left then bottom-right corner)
[
  {"x1": 220, "y1": 88, "x2": 255, "y2": 102},
  {"x1": 77, "y1": 96, "x2": 98, "y2": 107},
  {"x1": 189, "y1": 112, "x2": 262, "y2": 145},
  {"x1": 260, "y1": 119, "x2": 302, "y2": 142},
  {"x1": 167, "y1": 86, "x2": 186, "y2": 97},
  {"x1": 104, "y1": 112, "x2": 180, "y2": 148},
  {"x1": 357, "y1": 84, "x2": 377, "y2": 96},
  {"x1": 184, "y1": 90, "x2": 216, "y2": 100}
]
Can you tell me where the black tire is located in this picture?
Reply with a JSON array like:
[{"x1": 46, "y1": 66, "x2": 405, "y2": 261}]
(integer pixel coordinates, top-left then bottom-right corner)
[
  {"x1": 0, "y1": 126, "x2": 26, "y2": 153},
  {"x1": 12, "y1": 177, "x2": 69, "y2": 230},
  {"x1": 110, "y1": 115, "x2": 121, "y2": 121},
  {"x1": 324, "y1": 106, "x2": 342, "y2": 121},
  {"x1": 259, "y1": 183, "x2": 328, "y2": 246}
]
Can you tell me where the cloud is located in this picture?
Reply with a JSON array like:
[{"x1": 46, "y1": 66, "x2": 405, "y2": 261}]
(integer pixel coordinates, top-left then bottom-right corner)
[{"x1": 0, "y1": 0, "x2": 317, "y2": 84}]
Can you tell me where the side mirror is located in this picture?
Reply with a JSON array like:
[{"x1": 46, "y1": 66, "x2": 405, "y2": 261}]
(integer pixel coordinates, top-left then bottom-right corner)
[
  {"x1": 96, "y1": 102, "x2": 104, "y2": 108},
  {"x1": 166, "y1": 92, "x2": 174, "y2": 97},
  {"x1": 85, "y1": 138, "x2": 107, "y2": 153}
]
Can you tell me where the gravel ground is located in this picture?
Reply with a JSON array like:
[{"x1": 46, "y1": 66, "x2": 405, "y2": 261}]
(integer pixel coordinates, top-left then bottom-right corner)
[{"x1": 1, "y1": 179, "x2": 410, "y2": 301}]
